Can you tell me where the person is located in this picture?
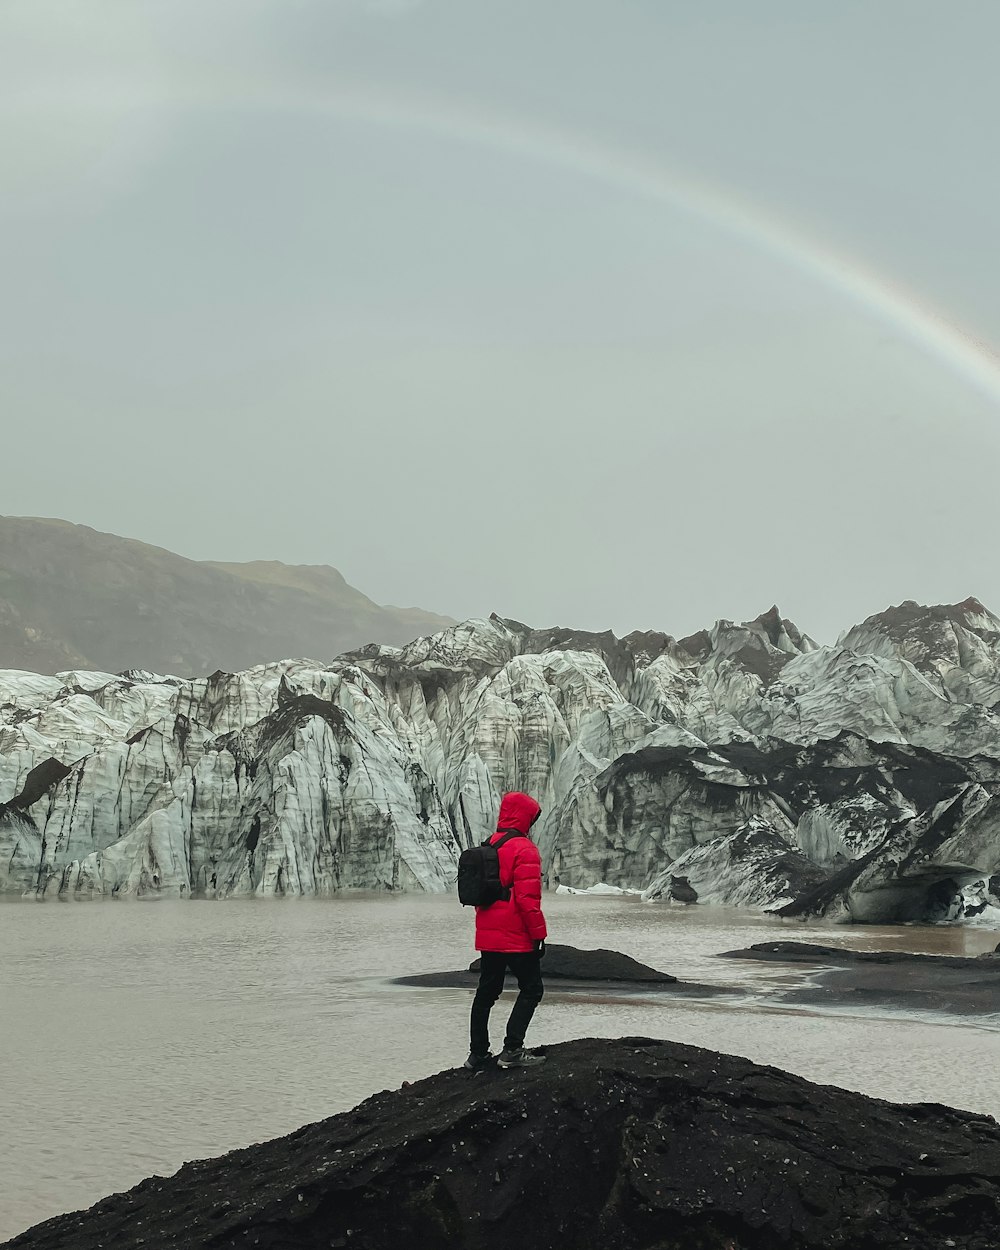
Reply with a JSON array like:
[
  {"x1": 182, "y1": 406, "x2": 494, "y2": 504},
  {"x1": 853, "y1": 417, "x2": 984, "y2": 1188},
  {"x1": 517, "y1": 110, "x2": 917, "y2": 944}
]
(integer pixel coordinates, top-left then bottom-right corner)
[{"x1": 465, "y1": 790, "x2": 548, "y2": 1070}]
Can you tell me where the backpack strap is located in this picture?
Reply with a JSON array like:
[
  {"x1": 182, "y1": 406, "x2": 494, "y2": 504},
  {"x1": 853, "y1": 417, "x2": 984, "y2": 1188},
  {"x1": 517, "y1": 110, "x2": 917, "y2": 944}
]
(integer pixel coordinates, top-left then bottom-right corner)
[
  {"x1": 484, "y1": 829, "x2": 527, "y2": 848},
  {"x1": 482, "y1": 830, "x2": 527, "y2": 900}
]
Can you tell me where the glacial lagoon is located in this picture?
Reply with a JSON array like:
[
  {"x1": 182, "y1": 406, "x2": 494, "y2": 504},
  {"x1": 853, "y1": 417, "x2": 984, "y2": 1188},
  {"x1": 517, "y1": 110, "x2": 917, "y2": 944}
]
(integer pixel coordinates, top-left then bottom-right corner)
[{"x1": 3, "y1": 893, "x2": 999, "y2": 1242}]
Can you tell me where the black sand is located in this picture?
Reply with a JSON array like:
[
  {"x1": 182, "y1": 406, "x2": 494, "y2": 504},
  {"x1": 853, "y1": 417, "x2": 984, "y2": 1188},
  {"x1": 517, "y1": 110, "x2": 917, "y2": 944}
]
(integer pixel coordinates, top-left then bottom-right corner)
[{"x1": 721, "y1": 941, "x2": 1000, "y2": 1016}]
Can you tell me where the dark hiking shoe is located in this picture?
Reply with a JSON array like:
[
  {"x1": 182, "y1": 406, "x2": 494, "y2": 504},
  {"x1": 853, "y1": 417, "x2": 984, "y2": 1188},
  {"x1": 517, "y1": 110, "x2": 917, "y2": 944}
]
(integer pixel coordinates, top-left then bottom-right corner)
[
  {"x1": 463, "y1": 1051, "x2": 495, "y2": 1070},
  {"x1": 497, "y1": 1047, "x2": 546, "y2": 1069}
]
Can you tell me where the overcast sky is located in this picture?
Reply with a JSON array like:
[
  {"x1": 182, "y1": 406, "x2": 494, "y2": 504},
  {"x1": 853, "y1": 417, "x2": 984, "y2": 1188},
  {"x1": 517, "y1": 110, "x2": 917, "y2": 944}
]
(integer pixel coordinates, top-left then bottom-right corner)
[{"x1": 3, "y1": 0, "x2": 1000, "y2": 643}]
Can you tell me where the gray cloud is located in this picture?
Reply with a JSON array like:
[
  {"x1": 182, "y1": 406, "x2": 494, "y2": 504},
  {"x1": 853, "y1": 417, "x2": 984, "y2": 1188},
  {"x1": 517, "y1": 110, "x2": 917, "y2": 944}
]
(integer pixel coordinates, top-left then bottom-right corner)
[{"x1": 2, "y1": 0, "x2": 999, "y2": 643}]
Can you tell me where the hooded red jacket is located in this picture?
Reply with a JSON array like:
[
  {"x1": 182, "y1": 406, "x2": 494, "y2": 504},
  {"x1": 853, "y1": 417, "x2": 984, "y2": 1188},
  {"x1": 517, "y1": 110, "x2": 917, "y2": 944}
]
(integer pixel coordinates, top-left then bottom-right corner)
[{"x1": 474, "y1": 792, "x2": 548, "y2": 953}]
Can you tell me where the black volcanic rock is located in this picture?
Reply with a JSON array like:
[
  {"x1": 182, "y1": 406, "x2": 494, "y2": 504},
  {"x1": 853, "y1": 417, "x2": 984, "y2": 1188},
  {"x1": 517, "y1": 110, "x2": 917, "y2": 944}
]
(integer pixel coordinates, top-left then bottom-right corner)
[
  {"x1": 8, "y1": 1037, "x2": 1000, "y2": 1250},
  {"x1": 720, "y1": 940, "x2": 999, "y2": 969},
  {"x1": 668, "y1": 874, "x2": 699, "y2": 903},
  {"x1": 394, "y1": 943, "x2": 700, "y2": 991},
  {"x1": 473, "y1": 943, "x2": 677, "y2": 982}
]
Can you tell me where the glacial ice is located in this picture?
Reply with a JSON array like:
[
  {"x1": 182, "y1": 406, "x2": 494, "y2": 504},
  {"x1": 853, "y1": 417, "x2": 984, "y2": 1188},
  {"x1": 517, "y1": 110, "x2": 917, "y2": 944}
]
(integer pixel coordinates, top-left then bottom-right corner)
[{"x1": 3, "y1": 601, "x2": 1000, "y2": 920}]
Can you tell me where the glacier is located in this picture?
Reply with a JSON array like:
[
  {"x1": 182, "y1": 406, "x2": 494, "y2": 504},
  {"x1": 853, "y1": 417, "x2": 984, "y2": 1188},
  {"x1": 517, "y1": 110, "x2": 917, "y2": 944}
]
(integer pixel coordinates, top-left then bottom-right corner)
[{"x1": 3, "y1": 599, "x2": 1000, "y2": 923}]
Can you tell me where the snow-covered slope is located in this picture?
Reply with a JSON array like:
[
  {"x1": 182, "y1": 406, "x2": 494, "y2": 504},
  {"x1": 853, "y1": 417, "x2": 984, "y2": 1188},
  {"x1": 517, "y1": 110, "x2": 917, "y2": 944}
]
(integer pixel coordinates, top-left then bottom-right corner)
[{"x1": 4, "y1": 601, "x2": 1000, "y2": 922}]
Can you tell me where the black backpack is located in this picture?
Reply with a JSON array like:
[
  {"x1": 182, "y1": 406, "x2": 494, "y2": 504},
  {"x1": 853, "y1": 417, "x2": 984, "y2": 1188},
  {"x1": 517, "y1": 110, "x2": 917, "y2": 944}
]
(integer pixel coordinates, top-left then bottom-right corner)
[{"x1": 457, "y1": 831, "x2": 523, "y2": 907}]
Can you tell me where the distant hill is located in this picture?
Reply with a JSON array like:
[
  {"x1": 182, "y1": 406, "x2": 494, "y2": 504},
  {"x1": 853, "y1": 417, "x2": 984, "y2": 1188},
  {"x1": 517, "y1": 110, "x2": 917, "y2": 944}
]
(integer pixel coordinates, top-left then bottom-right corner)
[{"x1": 0, "y1": 517, "x2": 454, "y2": 676}]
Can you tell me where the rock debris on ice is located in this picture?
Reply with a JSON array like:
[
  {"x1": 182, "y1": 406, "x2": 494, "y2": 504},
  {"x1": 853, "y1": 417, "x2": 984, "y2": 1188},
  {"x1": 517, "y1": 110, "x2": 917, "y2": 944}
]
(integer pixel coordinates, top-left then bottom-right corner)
[{"x1": 3, "y1": 600, "x2": 1000, "y2": 922}]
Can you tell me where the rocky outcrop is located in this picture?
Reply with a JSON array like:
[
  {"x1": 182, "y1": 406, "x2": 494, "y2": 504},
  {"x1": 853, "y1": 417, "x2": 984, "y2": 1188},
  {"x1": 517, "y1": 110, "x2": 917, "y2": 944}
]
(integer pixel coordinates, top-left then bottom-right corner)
[
  {"x1": 5, "y1": 599, "x2": 1000, "y2": 917},
  {"x1": 9, "y1": 1037, "x2": 1000, "y2": 1250},
  {"x1": 470, "y1": 944, "x2": 677, "y2": 982},
  {"x1": 396, "y1": 943, "x2": 702, "y2": 992}
]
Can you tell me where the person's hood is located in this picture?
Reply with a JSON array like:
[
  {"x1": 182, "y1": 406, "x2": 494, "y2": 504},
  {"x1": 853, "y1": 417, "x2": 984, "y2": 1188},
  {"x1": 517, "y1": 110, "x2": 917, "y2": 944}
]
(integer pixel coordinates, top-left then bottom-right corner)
[{"x1": 496, "y1": 791, "x2": 542, "y2": 835}]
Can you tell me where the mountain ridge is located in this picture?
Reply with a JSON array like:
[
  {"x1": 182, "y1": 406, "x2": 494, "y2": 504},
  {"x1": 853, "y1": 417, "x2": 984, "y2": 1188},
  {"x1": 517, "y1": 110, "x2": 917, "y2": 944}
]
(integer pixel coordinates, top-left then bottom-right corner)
[{"x1": 0, "y1": 516, "x2": 454, "y2": 676}]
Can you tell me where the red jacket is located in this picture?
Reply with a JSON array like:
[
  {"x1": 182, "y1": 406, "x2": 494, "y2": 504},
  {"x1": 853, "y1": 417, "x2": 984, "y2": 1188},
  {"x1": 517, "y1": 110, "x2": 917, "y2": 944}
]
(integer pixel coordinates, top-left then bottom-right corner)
[{"x1": 475, "y1": 792, "x2": 548, "y2": 953}]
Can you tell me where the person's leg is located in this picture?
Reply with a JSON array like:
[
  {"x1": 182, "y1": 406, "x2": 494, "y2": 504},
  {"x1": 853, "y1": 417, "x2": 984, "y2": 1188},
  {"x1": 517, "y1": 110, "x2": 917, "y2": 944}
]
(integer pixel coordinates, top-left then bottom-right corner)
[
  {"x1": 469, "y1": 952, "x2": 508, "y2": 1057},
  {"x1": 502, "y1": 951, "x2": 544, "y2": 1052}
]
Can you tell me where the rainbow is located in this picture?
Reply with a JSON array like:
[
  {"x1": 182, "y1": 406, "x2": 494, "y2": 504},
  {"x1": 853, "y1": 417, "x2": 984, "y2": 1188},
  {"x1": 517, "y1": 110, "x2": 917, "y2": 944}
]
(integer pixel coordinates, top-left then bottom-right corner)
[{"x1": 54, "y1": 76, "x2": 1000, "y2": 405}]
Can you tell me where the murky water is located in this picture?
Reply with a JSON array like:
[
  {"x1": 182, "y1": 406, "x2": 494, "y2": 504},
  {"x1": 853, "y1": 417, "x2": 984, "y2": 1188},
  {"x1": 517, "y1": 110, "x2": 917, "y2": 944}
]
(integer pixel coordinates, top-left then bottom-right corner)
[{"x1": 2, "y1": 894, "x2": 999, "y2": 1242}]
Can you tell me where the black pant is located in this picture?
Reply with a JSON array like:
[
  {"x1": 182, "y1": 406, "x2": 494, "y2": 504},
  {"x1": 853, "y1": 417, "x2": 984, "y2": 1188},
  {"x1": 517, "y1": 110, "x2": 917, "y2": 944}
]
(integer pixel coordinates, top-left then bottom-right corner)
[{"x1": 470, "y1": 950, "x2": 544, "y2": 1055}]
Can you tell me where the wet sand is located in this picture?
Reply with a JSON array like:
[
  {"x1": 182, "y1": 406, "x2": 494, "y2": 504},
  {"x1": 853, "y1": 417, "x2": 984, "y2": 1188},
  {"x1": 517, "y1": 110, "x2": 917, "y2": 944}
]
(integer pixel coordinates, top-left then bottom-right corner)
[{"x1": 721, "y1": 941, "x2": 1000, "y2": 1016}]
